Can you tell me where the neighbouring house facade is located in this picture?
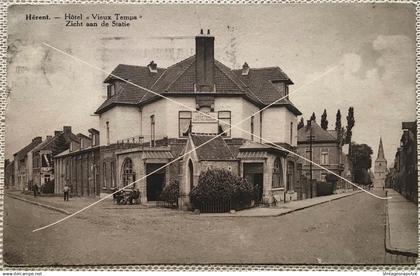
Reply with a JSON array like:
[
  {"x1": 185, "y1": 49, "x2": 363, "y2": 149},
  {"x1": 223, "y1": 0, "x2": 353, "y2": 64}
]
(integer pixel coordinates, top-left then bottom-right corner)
[
  {"x1": 31, "y1": 126, "x2": 78, "y2": 191},
  {"x1": 54, "y1": 129, "x2": 100, "y2": 197},
  {"x1": 296, "y1": 120, "x2": 348, "y2": 197},
  {"x1": 5, "y1": 159, "x2": 15, "y2": 189},
  {"x1": 373, "y1": 137, "x2": 387, "y2": 189},
  {"x1": 93, "y1": 30, "x2": 302, "y2": 208},
  {"x1": 386, "y1": 121, "x2": 417, "y2": 203},
  {"x1": 12, "y1": 136, "x2": 43, "y2": 191},
  {"x1": 297, "y1": 121, "x2": 344, "y2": 182}
]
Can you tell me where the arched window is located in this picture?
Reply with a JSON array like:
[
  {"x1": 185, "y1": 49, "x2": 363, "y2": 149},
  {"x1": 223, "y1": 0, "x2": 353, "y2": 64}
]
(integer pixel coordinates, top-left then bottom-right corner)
[
  {"x1": 272, "y1": 157, "x2": 283, "y2": 188},
  {"x1": 122, "y1": 158, "x2": 135, "y2": 188}
]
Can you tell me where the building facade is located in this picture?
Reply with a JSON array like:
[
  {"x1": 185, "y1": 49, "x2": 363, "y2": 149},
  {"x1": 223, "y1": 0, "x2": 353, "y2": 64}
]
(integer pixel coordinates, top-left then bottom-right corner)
[
  {"x1": 89, "y1": 30, "x2": 302, "y2": 208},
  {"x1": 12, "y1": 136, "x2": 43, "y2": 191},
  {"x1": 31, "y1": 126, "x2": 78, "y2": 192},
  {"x1": 386, "y1": 121, "x2": 417, "y2": 203},
  {"x1": 297, "y1": 121, "x2": 344, "y2": 184},
  {"x1": 5, "y1": 159, "x2": 15, "y2": 189},
  {"x1": 54, "y1": 129, "x2": 100, "y2": 197},
  {"x1": 373, "y1": 137, "x2": 387, "y2": 189}
]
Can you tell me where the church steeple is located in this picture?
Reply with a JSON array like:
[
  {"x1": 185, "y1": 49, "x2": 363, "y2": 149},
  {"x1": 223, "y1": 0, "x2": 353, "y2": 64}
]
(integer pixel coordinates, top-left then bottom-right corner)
[{"x1": 376, "y1": 137, "x2": 386, "y2": 160}]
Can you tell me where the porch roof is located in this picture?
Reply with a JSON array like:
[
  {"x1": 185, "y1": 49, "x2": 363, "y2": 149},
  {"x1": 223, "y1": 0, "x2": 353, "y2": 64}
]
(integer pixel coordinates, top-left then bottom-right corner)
[
  {"x1": 237, "y1": 151, "x2": 269, "y2": 159},
  {"x1": 238, "y1": 141, "x2": 289, "y2": 157},
  {"x1": 142, "y1": 150, "x2": 173, "y2": 160}
]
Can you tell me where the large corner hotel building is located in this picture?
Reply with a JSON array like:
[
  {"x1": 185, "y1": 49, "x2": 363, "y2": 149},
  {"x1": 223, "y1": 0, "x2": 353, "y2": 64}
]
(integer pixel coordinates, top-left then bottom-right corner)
[{"x1": 54, "y1": 30, "x2": 303, "y2": 209}]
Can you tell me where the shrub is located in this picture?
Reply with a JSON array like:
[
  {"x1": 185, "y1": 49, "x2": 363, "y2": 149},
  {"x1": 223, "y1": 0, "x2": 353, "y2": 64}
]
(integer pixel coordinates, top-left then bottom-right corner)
[
  {"x1": 190, "y1": 169, "x2": 254, "y2": 211},
  {"x1": 159, "y1": 179, "x2": 179, "y2": 204}
]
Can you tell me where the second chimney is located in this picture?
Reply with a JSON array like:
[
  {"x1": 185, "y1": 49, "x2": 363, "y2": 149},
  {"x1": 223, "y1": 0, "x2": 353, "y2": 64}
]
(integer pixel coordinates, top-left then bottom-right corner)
[{"x1": 195, "y1": 29, "x2": 215, "y2": 92}]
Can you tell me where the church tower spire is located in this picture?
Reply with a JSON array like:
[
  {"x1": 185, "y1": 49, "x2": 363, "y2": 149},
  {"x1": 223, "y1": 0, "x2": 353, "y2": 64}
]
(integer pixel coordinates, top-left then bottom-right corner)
[
  {"x1": 374, "y1": 137, "x2": 387, "y2": 189},
  {"x1": 376, "y1": 137, "x2": 385, "y2": 160}
]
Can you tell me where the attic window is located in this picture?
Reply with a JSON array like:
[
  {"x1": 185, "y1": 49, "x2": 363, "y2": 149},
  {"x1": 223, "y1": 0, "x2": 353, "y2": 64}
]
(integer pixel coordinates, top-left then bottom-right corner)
[
  {"x1": 107, "y1": 83, "x2": 116, "y2": 99},
  {"x1": 148, "y1": 61, "x2": 158, "y2": 73},
  {"x1": 271, "y1": 80, "x2": 286, "y2": 95},
  {"x1": 242, "y1": 62, "x2": 250, "y2": 76}
]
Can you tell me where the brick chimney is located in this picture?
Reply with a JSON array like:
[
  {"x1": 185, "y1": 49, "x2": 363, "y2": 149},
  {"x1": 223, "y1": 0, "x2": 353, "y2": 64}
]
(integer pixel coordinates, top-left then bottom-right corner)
[
  {"x1": 63, "y1": 126, "x2": 72, "y2": 134},
  {"x1": 46, "y1": 135, "x2": 52, "y2": 140},
  {"x1": 32, "y1": 136, "x2": 42, "y2": 143},
  {"x1": 242, "y1": 62, "x2": 250, "y2": 76},
  {"x1": 54, "y1": 130, "x2": 62, "y2": 136},
  {"x1": 147, "y1": 61, "x2": 158, "y2": 73},
  {"x1": 195, "y1": 29, "x2": 215, "y2": 92}
]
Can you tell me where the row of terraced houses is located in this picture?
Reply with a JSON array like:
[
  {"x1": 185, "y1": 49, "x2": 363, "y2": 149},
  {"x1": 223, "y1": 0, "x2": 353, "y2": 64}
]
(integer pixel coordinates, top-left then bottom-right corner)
[{"x1": 5, "y1": 30, "x2": 352, "y2": 209}]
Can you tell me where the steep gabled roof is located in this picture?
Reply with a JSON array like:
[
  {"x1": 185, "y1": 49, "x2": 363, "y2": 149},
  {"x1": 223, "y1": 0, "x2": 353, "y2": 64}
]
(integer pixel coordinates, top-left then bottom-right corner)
[
  {"x1": 14, "y1": 138, "x2": 43, "y2": 161},
  {"x1": 96, "y1": 64, "x2": 165, "y2": 114},
  {"x1": 232, "y1": 67, "x2": 300, "y2": 114},
  {"x1": 32, "y1": 132, "x2": 79, "y2": 156},
  {"x1": 297, "y1": 121, "x2": 338, "y2": 143},
  {"x1": 190, "y1": 134, "x2": 236, "y2": 161},
  {"x1": 95, "y1": 55, "x2": 301, "y2": 115}
]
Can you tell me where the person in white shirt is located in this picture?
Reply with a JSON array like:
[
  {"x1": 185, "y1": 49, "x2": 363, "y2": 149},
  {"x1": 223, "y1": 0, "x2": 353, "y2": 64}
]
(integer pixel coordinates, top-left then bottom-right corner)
[{"x1": 63, "y1": 184, "x2": 70, "y2": 201}]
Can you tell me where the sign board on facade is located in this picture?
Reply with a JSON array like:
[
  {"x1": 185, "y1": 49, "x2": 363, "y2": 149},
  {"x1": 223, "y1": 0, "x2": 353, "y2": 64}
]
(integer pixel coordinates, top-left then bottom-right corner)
[{"x1": 191, "y1": 112, "x2": 218, "y2": 134}]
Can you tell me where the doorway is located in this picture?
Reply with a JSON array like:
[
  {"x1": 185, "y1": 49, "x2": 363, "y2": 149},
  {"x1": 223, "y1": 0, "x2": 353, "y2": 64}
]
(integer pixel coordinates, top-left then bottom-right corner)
[
  {"x1": 146, "y1": 163, "x2": 166, "y2": 201},
  {"x1": 243, "y1": 163, "x2": 264, "y2": 202}
]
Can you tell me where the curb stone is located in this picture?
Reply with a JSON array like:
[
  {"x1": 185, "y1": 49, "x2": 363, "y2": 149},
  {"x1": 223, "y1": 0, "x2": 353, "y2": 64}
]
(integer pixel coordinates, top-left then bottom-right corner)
[{"x1": 7, "y1": 194, "x2": 72, "y2": 215}]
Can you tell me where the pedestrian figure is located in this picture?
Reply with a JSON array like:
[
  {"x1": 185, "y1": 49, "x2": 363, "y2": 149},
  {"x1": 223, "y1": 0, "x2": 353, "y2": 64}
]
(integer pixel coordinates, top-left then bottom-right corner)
[
  {"x1": 33, "y1": 184, "x2": 38, "y2": 197},
  {"x1": 63, "y1": 184, "x2": 70, "y2": 201}
]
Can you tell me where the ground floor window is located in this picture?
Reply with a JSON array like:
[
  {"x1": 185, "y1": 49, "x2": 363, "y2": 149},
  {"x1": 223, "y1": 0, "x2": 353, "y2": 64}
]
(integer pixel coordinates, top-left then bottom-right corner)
[
  {"x1": 286, "y1": 161, "x2": 294, "y2": 191},
  {"x1": 272, "y1": 158, "x2": 284, "y2": 188},
  {"x1": 122, "y1": 158, "x2": 135, "y2": 188}
]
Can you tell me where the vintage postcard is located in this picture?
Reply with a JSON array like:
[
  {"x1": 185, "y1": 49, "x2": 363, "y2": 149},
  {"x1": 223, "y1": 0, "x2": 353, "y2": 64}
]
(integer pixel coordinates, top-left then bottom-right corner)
[{"x1": 3, "y1": 2, "x2": 418, "y2": 270}]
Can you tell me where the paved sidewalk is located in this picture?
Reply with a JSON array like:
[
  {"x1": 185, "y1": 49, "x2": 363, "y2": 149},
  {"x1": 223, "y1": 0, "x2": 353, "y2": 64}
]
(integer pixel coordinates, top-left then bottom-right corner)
[
  {"x1": 200, "y1": 190, "x2": 362, "y2": 217},
  {"x1": 385, "y1": 189, "x2": 418, "y2": 256},
  {"x1": 6, "y1": 191, "x2": 114, "y2": 214}
]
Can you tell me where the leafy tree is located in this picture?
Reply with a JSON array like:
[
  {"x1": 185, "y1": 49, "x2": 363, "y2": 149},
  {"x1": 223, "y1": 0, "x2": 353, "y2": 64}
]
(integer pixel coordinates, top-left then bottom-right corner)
[
  {"x1": 310, "y1": 112, "x2": 316, "y2": 122},
  {"x1": 335, "y1": 109, "x2": 342, "y2": 132},
  {"x1": 321, "y1": 109, "x2": 328, "y2": 130},
  {"x1": 298, "y1": 117, "x2": 304, "y2": 130},
  {"x1": 335, "y1": 109, "x2": 343, "y2": 145},
  {"x1": 349, "y1": 143, "x2": 373, "y2": 184},
  {"x1": 345, "y1": 107, "x2": 355, "y2": 144}
]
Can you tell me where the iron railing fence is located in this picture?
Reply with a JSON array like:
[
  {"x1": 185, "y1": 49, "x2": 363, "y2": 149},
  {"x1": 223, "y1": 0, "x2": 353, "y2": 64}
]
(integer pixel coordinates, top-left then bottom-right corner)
[
  {"x1": 116, "y1": 135, "x2": 170, "y2": 149},
  {"x1": 156, "y1": 200, "x2": 178, "y2": 209},
  {"x1": 192, "y1": 198, "x2": 254, "y2": 213}
]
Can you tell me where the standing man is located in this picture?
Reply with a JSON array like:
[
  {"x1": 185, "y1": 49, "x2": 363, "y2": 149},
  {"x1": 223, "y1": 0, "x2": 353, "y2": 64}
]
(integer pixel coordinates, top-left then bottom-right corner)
[
  {"x1": 33, "y1": 183, "x2": 38, "y2": 197},
  {"x1": 63, "y1": 184, "x2": 70, "y2": 201}
]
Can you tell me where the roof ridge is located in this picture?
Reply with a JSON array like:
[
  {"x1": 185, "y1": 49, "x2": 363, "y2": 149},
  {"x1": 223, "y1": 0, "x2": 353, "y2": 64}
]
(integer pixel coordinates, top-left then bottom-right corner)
[
  {"x1": 218, "y1": 61, "x2": 265, "y2": 104},
  {"x1": 114, "y1": 63, "x2": 166, "y2": 70},
  {"x1": 165, "y1": 58, "x2": 196, "y2": 92},
  {"x1": 214, "y1": 60, "x2": 246, "y2": 92},
  {"x1": 166, "y1": 55, "x2": 195, "y2": 70}
]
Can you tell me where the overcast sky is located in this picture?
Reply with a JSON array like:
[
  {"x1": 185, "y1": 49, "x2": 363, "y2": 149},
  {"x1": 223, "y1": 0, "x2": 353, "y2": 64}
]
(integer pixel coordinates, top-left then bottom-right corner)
[{"x1": 6, "y1": 4, "x2": 416, "y2": 167}]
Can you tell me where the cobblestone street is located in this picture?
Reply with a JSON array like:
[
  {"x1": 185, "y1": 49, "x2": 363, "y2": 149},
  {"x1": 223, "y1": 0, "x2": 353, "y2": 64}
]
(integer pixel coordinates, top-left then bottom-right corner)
[{"x1": 3, "y1": 191, "x2": 416, "y2": 266}]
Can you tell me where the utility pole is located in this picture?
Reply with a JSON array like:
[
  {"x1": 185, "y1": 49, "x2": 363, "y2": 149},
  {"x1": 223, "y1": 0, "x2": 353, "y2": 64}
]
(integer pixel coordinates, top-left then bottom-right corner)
[{"x1": 307, "y1": 120, "x2": 315, "y2": 198}]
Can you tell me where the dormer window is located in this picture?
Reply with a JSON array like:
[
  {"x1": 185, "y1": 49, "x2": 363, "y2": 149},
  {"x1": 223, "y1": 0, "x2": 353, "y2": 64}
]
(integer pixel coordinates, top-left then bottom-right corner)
[{"x1": 107, "y1": 83, "x2": 116, "y2": 99}]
